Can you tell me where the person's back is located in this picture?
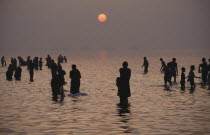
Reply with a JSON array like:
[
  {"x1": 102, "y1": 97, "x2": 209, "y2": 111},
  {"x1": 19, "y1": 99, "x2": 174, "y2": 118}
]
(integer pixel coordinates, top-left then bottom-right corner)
[
  {"x1": 15, "y1": 66, "x2": 22, "y2": 80},
  {"x1": 70, "y1": 69, "x2": 81, "y2": 80}
]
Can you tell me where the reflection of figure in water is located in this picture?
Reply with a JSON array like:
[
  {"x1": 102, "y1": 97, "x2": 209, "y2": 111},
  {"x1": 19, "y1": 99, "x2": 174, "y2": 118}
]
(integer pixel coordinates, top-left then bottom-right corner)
[
  {"x1": 117, "y1": 61, "x2": 131, "y2": 106},
  {"x1": 51, "y1": 60, "x2": 57, "y2": 79},
  {"x1": 167, "y1": 58, "x2": 178, "y2": 83},
  {"x1": 180, "y1": 67, "x2": 186, "y2": 90},
  {"x1": 64, "y1": 56, "x2": 67, "y2": 63},
  {"x1": 142, "y1": 57, "x2": 149, "y2": 73},
  {"x1": 57, "y1": 67, "x2": 66, "y2": 101},
  {"x1": 187, "y1": 65, "x2": 200, "y2": 90},
  {"x1": 29, "y1": 60, "x2": 34, "y2": 82},
  {"x1": 160, "y1": 58, "x2": 166, "y2": 73},
  {"x1": 207, "y1": 59, "x2": 210, "y2": 90},
  {"x1": 1, "y1": 56, "x2": 6, "y2": 66},
  {"x1": 14, "y1": 66, "x2": 22, "y2": 80},
  {"x1": 51, "y1": 74, "x2": 60, "y2": 101},
  {"x1": 199, "y1": 58, "x2": 208, "y2": 85},
  {"x1": 6, "y1": 64, "x2": 13, "y2": 81},
  {"x1": 39, "y1": 58, "x2": 43, "y2": 70},
  {"x1": 70, "y1": 64, "x2": 81, "y2": 94},
  {"x1": 164, "y1": 65, "x2": 172, "y2": 87}
]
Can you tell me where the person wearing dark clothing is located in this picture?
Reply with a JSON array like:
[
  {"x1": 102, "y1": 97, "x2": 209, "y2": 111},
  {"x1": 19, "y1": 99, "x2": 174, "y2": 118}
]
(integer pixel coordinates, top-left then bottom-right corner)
[
  {"x1": 167, "y1": 58, "x2": 178, "y2": 83},
  {"x1": 160, "y1": 58, "x2": 166, "y2": 72},
  {"x1": 14, "y1": 66, "x2": 22, "y2": 80},
  {"x1": 142, "y1": 57, "x2": 149, "y2": 73},
  {"x1": 70, "y1": 64, "x2": 81, "y2": 94},
  {"x1": 46, "y1": 55, "x2": 51, "y2": 68},
  {"x1": 208, "y1": 59, "x2": 210, "y2": 90},
  {"x1": 117, "y1": 61, "x2": 131, "y2": 105},
  {"x1": 164, "y1": 65, "x2": 172, "y2": 86},
  {"x1": 57, "y1": 67, "x2": 66, "y2": 101},
  {"x1": 39, "y1": 58, "x2": 43, "y2": 70},
  {"x1": 12, "y1": 58, "x2": 17, "y2": 70},
  {"x1": 187, "y1": 65, "x2": 200, "y2": 90},
  {"x1": 64, "y1": 56, "x2": 67, "y2": 63},
  {"x1": 51, "y1": 60, "x2": 57, "y2": 79},
  {"x1": 6, "y1": 64, "x2": 13, "y2": 81},
  {"x1": 1, "y1": 56, "x2": 6, "y2": 66},
  {"x1": 51, "y1": 75, "x2": 60, "y2": 101},
  {"x1": 180, "y1": 67, "x2": 186, "y2": 90},
  {"x1": 199, "y1": 58, "x2": 208, "y2": 85},
  {"x1": 29, "y1": 60, "x2": 34, "y2": 82}
]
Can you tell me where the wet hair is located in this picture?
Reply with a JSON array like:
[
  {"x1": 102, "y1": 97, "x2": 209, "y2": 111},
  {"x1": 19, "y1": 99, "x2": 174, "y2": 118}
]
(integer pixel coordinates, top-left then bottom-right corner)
[
  {"x1": 190, "y1": 65, "x2": 195, "y2": 70},
  {"x1": 122, "y1": 61, "x2": 128, "y2": 68},
  {"x1": 72, "y1": 64, "x2": 76, "y2": 69},
  {"x1": 181, "y1": 67, "x2": 185, "y2": 72}
]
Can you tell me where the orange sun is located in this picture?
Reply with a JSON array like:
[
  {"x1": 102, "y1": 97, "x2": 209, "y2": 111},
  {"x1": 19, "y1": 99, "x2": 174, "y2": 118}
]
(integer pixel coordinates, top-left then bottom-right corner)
[{"x1": 98, "y1": 14, "x2": 107, "y2": 23}]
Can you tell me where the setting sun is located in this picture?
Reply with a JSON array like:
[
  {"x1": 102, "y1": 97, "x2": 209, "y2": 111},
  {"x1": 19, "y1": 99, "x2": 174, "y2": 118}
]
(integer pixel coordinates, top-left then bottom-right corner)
[{"x1": 98, "y1": 14, "x2": 107, "y2": 23}]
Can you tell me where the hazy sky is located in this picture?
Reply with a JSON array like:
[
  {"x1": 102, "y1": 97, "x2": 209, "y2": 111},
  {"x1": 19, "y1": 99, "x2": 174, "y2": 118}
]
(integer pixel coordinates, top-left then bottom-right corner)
[{"x1": 0, "y1": 0, "x2": 210, "y2": 50}]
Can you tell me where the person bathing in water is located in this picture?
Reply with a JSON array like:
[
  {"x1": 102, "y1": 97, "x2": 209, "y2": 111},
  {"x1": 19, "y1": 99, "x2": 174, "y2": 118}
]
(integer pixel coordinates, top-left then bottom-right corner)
[{"x1": 186, "y1": 65, "x2": 200, "y2": 90}]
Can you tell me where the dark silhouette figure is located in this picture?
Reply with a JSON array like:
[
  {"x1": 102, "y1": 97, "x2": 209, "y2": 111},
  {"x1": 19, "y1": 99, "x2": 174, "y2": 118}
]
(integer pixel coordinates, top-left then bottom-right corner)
[
  {"x1": 27, "y1": 56, "x2": 31, "y2": 70},
  {"x1": 64, "y1": 56, "x2": 67, "y2": 63},
  {"x1": 18, "y1": 56, "x2": 27, "y2": 66},
  {"x1": 142, "y1": 57, "x2": 149, "y2": 73},
  {"x1": 1, "y1": 56, "x2": 6, "y2": 66},
  {"x1": 57, "y1": 67, "x2": 66, "y2": 101},
  {"x1": 70, "y1": 64, "x2": 81, "y2": 94},
  {"x1": 180, "y1": 67, "x2": 186, "y2": 90},
  {"x1": 58, "y1": 54, "x2": 64, "y2": 63},
  {"x1": 51, "y1": 74, "x2": 60, "y2": 102},
  {"x1": 117, "y1": 61, "x2": 131, "y2": 106},
  {"x1": 6, "y1": 64, "x2": 13, "y2": 81},
  {"x1": 164, "y1": 65, "x2": 172, "y2": 86},
  {"x1": 39, "y1": 58, "x2": 43, "y2": 70},
  {"x1": 187, "y1": 65, "x2": 200, "y2": 90},
  {"x1": 167, "y1": 58, "x2": 178, "y2": 83},
  {"x1": 29, "y1": 60, "x2": 34, "y2": 82},
  {"x1": 46, "y1": 55, "x2": 52, "y2": 68},
  {"x1": 160, "y1": 58, "x2": 166, "y2": 72},
  {"x1": 33, "y1": 57, "x2": 39, "y2": 70},
  {"x1": 199, "y1": 58, "x2": 208, "y2": 85},
  {"x1": 208, "y1": 59, "x2": 210, "y2": 90},
  {"x1": 14, "y1": 66, "x2": 22, "y2": 80},
  {"x1": 11, "y1": 58, "x2": 17, "y2": 70},
  {"x1": 51, "y1": 60, "x2": 57, "y2": 79}
]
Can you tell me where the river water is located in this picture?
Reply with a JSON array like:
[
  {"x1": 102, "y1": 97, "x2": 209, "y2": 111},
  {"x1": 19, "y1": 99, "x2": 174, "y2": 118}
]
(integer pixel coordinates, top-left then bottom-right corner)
[{"x1": 0, "y1": 50, "x2": 210, "y2": 135}]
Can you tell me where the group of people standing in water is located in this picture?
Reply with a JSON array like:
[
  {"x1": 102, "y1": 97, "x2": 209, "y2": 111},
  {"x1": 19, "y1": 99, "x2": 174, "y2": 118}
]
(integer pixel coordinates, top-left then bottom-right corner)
[{"x1": 1, "y1": 55, "x2": 210, "y2": 104}]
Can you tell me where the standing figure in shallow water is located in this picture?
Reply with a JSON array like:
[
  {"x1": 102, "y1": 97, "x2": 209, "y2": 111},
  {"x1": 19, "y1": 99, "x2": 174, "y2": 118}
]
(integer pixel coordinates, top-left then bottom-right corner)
[
  {"x1": 199, "y1": 58, "x2": 208, "y2": 85},
  {"x1": 27, "y1": 56, "x2": 31, "y2": 70},
  {"x1": 142, "y1": 57, "x2": 149, "y2": 73},
  {"x1": 187, "y1": 65, "x2": 200, "y2": 90},
  {"x1": 64, "y1": 56, "x2": 67, "y2": 63},
  {"x1": 167, "y1": 58, "x2": 178, "y2": 83},
  {"x1": 1, "y1": 56, "x2": 6, "y2": 66},
  {"x1": 51, "y1": 60, "x2": 57, "y2": 79},
  {"x1": 57, "y1": 67, "x2": 66, "y2": 101},
  {"x1": 164, "y1": 65, "x2": 172, "y2": 87},
  {"x1": 51, "y1": 74, "x2": 60, "y2": 101},
  {"x1": 70, "y1": 64, "x2": 81, "y2": 94},
  {"x1": 29, "y1": 60, "x2": 34, "y2": 82},
  {"x1": 6, "y1": 64, "x2": 13, "y2": 81},
  {"x1": 39, "y1": 58, "x2": 43, "y2": 70},
  {"x1": 207, "y1": 59, "x2": 210, "y2": 90},
  {"x1": 14, "y1": 66, "x2": 22, "y2": 80},
  {"x1": 117, "y1": 61, "x2": 131, "y2": 106},
  {"x1": 160, "y1": 58, "x2": 166, "y2": 73},
  {"x1": 180, "y1": 67, "x2": 186, "y2": 90}
]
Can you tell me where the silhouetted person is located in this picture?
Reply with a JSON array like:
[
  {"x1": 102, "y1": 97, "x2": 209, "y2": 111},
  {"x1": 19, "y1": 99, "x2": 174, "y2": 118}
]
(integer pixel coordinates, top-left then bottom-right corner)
[
  {"x1": 180, "y1": 67, "x2": 186, "y2": 90},
  {"x1": 33, "y1": 57, "x2": 39, "y2": 70},
  {"x1": 187, "y1": 65, "x2": 200, "y2": 90},
  {"x1": 1, "y1": 56, "x2": 6, "y2": 66},
  {"x1": 199, "y1": 58, "x2": 208, "y2": 85},
  {"x1": 51, "y1": 60, "x2": 57, "y2": 79},
  {"x1": 46, "y1": 55, "x2": 51, "y2": 68},
  {"x1": 208, "y1": 59, "x2": 210, "y2": 90},
  {"x1": 12, "y1": 58, "x2": 17, "y2": 70},
  {"x1": 160, "y1": 58, "x2": 166, "y2": 72},
  {"x1": 164, "y1": 65, "x2": 172, "y2": 87},
  {"x1": 57, "y1": 67, "x2": 66, "y2": 101},
  {"x1": 14, "y1": 66, "x2": 22, "y2": 80},
  {"x1": 142, "y1": 57, "x2": 149, "y2": 73},
  {"x1": 6, "y1": 64, "x2": 13, "y2": 81},
  {"x1": 39, "y1": 58, "x2": 43, "y2": 70},
  {"x1": 64, "y1": 56, "x2": 67, "y2": 63},
  {"x1": 117, "y1": 61, "x2": 131, "y2": 106},
  {"x1": 167, "y1": 58, "x2": 178, "y2": 83},
  {"x1": 29, "y1": 60, "x2": 34, "y2": 82},
  {"x1": 51, "y1": 74, "x2": 60, "y2": 101},
  {"x1": 70, "y1": 64, "x2": 81, "y2": 94}
]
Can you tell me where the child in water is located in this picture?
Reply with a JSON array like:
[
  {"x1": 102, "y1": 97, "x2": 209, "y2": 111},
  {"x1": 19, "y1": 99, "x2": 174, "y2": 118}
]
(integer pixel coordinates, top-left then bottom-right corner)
[
  {"x1": 187, "y1": 65, "x2": 200, "y2": 90},
  {"x1": 180, "y1": 67, "x2": 186, "y2": 90},
  {"x1": 164, "y1": 66, "x2": 172, "y2": 86}
]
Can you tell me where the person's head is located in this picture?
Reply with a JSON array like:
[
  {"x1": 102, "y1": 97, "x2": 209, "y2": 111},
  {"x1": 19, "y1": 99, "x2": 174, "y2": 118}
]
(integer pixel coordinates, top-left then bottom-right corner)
[
  {"x1": 40, "y1": 57, "x2": 42, "y2": 60},
  {"x1": 144, "y1": 57, "x2": 147, "y2": 60},
  {"x1": 72, "y1": 64, "x2": 77, "y2": 70},
  {"x1": 202, "y1": 58, "x2": 206, "y2": 62},
  {"x1": 190, "y1": 65, "x2": 195, "y2": 71},
  {"x1": 122, "y1": 61, "x2": 128, "y2": 68},
  {"x1": 160, "y1": 58, "x2": 163, "y2": 61},
  {"x1": 181, "y1": 67, "x2": 185, "y2": 72},
  {"x1": 172, "y1": 58, "x2": 176, "y2": 62}
]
